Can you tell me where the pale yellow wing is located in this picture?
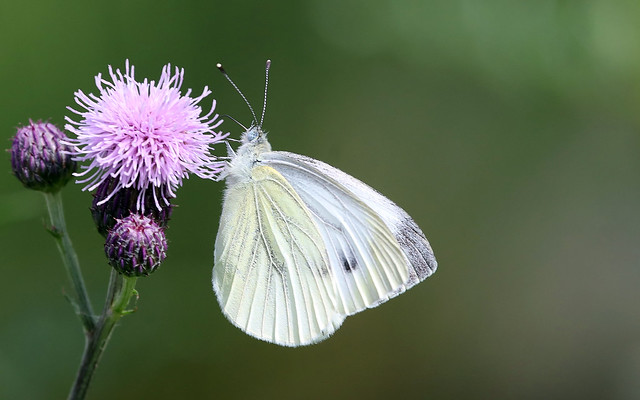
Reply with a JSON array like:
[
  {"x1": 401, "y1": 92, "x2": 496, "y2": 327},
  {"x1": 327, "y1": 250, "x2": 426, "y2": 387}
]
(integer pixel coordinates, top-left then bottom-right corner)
[{"x1": 213, "y1": 165, "x2": 344, "y2": 346}]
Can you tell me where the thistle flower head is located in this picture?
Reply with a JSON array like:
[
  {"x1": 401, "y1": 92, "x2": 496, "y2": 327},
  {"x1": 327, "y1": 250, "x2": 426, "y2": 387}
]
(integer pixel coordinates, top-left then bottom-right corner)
[
  {"x1": 65, "y1": 60, "x2": 227, "y2": 211},
  {"x1": 10, "y1": 120, "x2": 77, "y2": 192},
  {"x1": 105, "y1": 214, "x2": 168, "y2": 276}
]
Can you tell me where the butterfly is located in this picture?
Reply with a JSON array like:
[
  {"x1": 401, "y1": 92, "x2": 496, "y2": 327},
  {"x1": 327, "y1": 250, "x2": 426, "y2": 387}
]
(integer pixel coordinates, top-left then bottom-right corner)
[{"x1": 212, "y1": 61, "x2": 437, "y2": 347}]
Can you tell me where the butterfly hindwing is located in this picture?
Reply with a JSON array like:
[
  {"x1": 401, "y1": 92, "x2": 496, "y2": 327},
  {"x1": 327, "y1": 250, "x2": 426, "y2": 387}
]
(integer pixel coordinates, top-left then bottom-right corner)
[
  {"x1": 213, "y1": 165, "x2": 344, "y2": 346},
  {"x1": 262, "y1": 151, "x2": 437, "y2": 315}
]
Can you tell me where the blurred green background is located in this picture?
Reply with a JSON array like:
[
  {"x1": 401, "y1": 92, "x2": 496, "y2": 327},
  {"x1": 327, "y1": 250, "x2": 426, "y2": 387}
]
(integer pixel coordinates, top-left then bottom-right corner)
[{"x1": 1, "y1": 0, "x2": 639, "y2": 399}]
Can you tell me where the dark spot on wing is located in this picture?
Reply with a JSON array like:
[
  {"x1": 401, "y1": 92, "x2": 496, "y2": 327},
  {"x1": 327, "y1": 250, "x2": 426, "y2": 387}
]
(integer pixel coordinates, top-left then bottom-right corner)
[{"x1": 341, "y1": 255, "x2": 357, "y2": 273}]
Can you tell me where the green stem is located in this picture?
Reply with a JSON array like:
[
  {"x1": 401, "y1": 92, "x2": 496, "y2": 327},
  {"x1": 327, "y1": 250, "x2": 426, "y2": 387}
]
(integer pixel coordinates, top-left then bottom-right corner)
[
  {"x1": 44, "y1": 190, "x2": 139, "y2": 398},
  {"x1": 68, "y1": 271, "x2": 138, "y2": 400},
  {"x1": 44, "y1": 191, "x2": 96, "y2": 332}
]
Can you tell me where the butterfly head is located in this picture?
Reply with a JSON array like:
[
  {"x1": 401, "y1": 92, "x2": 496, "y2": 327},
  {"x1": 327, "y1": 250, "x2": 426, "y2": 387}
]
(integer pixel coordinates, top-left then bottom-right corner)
[
  {"x1": 239, "y1": 124, "x2": 271, "y2": 154},
  {"x1": 243, "y1": 124, "x2": 265, "y2": 143},
  {"x1": 223, "y1": 124, "x2": 271, "y2": 183}
]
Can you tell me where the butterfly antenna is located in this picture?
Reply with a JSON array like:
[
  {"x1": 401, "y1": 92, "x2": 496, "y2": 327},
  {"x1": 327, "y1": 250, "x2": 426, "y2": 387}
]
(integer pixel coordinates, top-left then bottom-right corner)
[
  {"x1": 216, "y1": 63, "x2": 258, "y2": 126},
  {"x1": 259, "y1": 59, "x2": 271, "y2": 127},
  {"x1": 221, "y1": 114, "x2": 248, "y2": 131}
]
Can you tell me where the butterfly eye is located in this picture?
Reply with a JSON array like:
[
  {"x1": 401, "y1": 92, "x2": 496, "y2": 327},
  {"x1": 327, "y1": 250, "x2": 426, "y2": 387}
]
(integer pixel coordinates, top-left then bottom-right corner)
[{"x1": 246, "y1": 128, "x2": 259, "y2": 142}]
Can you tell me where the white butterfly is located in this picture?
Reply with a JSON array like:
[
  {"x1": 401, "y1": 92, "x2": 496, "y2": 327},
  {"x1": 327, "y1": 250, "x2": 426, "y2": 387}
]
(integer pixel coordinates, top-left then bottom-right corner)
[{"x1": 212, "y1": 61, "x2": 437, "y2": 347}]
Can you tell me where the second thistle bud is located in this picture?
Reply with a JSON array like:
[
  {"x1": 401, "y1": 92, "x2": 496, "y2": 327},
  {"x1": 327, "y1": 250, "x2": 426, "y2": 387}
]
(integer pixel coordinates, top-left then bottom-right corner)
[
  {"x1": 91, "y1": 177, "x2": 173, "y2": 237},
  {"x1": 10, "y1": 120, "x2": 77, "y2": 193},
  {"x1": 105, "y1": 214, "x2": 168, "y2": 277}
]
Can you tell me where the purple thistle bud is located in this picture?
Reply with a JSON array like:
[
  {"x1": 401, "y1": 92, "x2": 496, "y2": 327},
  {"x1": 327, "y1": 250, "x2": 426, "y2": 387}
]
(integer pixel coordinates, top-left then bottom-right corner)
[
  {"x1": 105, "y1": 214, "x2": 168, "y2": 277},
  {"x1": 10, "y1": 120, "x2": 77, "y2": 193},
  {"x1": 65, "y1": 60, "x2": 228, "y2": 212},
  {"x1": 91, "y1": 176, "x2": 173, "y2": 237}
]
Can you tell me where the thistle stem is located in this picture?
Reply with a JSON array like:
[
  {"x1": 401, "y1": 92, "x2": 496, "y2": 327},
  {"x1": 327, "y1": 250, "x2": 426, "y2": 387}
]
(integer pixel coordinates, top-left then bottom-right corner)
[
  {"x1": 68, "y1": 271, "x2": 138, "y2": 400},
  {"x1": 44, "y1": 191, "x2": 96, "y2": 331},
  {"x1": 44, "y1": 191, "x2": 138, "y2": 399}
]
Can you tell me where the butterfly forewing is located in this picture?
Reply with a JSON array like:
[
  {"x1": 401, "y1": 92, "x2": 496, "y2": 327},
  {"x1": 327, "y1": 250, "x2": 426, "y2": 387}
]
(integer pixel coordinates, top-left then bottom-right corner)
[
  {"x1": 213, "y1": 165, "x2": 344, "y2": 346},
  {"x1": 262, "y1": 152, "x2": 437, "y2": 315}
]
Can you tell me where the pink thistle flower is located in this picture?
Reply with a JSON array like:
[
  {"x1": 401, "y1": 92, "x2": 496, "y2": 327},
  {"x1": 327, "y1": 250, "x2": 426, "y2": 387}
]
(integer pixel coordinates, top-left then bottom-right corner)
[{"x1": 65, "y1": 60, "x2": 227, "y2": 211}]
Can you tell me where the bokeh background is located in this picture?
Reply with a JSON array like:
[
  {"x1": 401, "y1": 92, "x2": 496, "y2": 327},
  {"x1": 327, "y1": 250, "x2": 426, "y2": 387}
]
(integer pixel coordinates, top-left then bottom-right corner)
[{"x1": 1, "y1": 0, "x2": 639, "y2": 399}]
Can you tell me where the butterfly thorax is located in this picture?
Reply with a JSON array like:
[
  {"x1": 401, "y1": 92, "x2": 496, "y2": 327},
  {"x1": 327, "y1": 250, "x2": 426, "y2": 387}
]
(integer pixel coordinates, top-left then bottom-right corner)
[{"x1": 224, "y1": 126, "x2": 272, "y2": 185}]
